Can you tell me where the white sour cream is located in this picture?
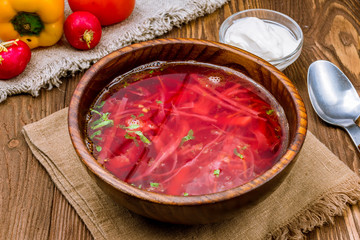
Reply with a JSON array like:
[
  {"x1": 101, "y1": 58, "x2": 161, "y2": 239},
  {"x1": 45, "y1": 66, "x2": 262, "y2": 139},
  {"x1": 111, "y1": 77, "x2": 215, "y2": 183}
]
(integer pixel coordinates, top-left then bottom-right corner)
[{"x1": 224, "y1": 17, "x2": 300, "y2": 62}]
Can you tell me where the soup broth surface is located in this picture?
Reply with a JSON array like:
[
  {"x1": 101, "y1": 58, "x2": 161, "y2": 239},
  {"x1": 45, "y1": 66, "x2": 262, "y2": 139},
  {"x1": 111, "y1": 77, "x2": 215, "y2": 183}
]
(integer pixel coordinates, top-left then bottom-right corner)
[{"x1": 86, "y1": 61, "x2": 289, "y2": 196}]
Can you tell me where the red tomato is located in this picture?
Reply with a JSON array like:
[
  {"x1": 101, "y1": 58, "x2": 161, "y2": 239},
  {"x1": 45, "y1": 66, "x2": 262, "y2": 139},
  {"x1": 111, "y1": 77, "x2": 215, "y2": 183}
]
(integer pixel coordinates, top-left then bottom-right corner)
[
  {"x1": 68, "y1": 0, "x2": 136, "y2": 26},
  {"x1": 0, "y1": 39, "x2": 31, "y2": 80},
  {"x1": 64, "y1": 11, "x2": 102, "y2": 50}
]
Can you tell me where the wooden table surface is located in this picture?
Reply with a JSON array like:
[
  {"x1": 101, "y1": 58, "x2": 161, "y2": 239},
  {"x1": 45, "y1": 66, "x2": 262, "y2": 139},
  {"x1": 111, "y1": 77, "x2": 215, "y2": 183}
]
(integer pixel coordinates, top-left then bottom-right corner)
[{"x1": 1, "y1": 0, "x2": 360, "y2": 239}]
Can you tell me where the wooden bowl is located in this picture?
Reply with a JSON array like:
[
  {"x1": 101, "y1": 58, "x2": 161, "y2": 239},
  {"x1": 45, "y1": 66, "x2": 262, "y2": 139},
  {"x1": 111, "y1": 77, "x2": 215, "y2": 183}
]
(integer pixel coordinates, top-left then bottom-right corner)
[{"x1": 68, "y1": 38, "x2": 307, "y2": 224}]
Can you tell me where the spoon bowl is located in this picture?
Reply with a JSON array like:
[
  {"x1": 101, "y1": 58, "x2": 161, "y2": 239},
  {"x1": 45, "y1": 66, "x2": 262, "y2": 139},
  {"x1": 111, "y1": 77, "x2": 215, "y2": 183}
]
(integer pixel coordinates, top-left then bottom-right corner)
[{"x1": 307, "y1": 60, "x2": 360, "y2": 151}]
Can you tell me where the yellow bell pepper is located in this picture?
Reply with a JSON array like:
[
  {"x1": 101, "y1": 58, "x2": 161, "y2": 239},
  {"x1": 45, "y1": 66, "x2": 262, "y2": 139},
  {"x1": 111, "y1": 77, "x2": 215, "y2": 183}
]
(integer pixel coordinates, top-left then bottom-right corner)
[{"x1": 0, "y1": 0, "x2": 64, "y2": 49}]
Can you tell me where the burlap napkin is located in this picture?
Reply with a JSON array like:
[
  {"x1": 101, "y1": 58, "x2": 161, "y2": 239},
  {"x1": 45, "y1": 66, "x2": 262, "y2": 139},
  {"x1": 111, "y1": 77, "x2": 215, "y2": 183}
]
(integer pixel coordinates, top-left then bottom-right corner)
[
  {"x1": 22, "y1": 108, "x2": 360, "y2": 240},
  {"x1": 0, "y1": 0, "x2": 228, "y2": 103}
]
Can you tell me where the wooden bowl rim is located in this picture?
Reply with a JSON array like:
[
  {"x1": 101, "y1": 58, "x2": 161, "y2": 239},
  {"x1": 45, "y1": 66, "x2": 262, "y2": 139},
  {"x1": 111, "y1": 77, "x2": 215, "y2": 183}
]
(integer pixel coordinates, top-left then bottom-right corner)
[{"x1": 68, "y1": 38, "x2": 307, "y2": 206}]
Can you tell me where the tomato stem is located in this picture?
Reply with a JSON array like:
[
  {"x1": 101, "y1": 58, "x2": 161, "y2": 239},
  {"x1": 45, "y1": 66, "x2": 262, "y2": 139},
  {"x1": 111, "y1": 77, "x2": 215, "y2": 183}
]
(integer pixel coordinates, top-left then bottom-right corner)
[{"x1": 82, "y1": 30, "x2": 94, "y2": 49}]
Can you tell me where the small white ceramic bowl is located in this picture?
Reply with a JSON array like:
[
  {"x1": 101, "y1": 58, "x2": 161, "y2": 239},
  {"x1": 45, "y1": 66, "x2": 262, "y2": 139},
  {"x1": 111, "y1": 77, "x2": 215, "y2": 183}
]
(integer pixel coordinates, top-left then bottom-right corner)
[{"x1": 219, "y1": 9, "x2": 303, "y2": 71}]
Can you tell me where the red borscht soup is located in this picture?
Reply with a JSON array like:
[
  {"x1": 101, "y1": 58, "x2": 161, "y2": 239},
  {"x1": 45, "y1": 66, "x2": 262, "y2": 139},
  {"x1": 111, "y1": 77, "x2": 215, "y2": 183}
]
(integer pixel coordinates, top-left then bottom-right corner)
[{"x1": 85, "y1": 61, "x2": 289, "y2": 196}]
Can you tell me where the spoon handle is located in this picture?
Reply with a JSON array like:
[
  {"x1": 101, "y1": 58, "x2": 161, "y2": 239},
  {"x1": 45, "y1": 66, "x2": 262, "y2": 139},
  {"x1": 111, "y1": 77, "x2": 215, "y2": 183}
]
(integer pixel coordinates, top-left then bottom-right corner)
[{"x1": 344, "y1": 124, "x2": 360, "y2": 152}]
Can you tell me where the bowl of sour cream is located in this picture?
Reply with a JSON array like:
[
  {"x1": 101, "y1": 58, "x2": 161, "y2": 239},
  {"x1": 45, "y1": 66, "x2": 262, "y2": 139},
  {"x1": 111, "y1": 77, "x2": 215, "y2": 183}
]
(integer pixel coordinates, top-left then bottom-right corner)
[{"x1": 219, "y1": 9, "x2": 303, "y2": 71}]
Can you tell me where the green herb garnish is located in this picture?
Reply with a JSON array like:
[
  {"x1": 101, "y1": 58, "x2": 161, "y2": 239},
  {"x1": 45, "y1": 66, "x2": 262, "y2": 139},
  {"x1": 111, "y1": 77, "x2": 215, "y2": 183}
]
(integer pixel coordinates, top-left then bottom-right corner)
[
  {"x1": 124, "y1": 133, "x2": 139, "y2": 147},
  {"x1": 266, "y1": 109, "x2": 274, "y2": 115},
  {"x1": 130, "y1": 113, "x2": 144, "y2": 119},
  {"x1": 119, "y1": 124, "x2": 140, "y2": 130},
  {"x1": 90, "y1": 130, "x2": 102, "y2": 140},
  {"x1": 183, "y1": 193, "x2": 189, "y2": 196},
  {"x1": 134, "y1": 131, "x2": 151, "y2": 144},
  {"x1": 95, "y1": 101, "x2": 106, "y2": 109},
  {"x1": 96, "y1": 146, "x2": 102, "y2": 152},
  {"x1": 150, "y1": 182, "x2": 159, "y2": 188},
  {"x1": 131, "y1": 183, "x2": 142, "y2": 189},
  {"x1": 92, "y1": 120, "x2": 114, "y2": 130},
  {"x1": 90, "y1": 109, "x2": 114, "y2": 130},
  {"x1": 213, "y1": 169, "x2": 220, "y2": 177},
  {"x1": 156, "y1": 100, "x2": 163, "y2": 104},
  {"x1": 180, "y1": 129, "x2": 195, "y2": 146},
  {"x1": 234, "y1": 148, "x2": 244, "y2": 159},
  {"x1": 90, "y1": 109, "x2": 102, "y2": 116},
  {"x1": 121, "y1": 125, "x2": 150, "y2": 145},
  {"x1": 124, "y1": 133, "x2": 135, "y2": 140},
  {"x1": 149, "y1": 70, "x2": 154, "y2": 74}
]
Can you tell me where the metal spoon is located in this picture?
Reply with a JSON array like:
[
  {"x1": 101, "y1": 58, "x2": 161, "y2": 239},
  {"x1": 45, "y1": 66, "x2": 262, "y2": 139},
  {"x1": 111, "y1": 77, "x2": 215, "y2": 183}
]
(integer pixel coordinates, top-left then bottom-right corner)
[{"x1": 307, "y1": 60, "x2": 360, "y2": 151}]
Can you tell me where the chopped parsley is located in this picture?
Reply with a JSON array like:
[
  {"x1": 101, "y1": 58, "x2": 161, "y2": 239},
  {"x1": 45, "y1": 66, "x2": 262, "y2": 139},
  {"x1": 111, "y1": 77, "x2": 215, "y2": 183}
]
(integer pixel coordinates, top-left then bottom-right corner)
[
  {"x1": 124, "y1": 133, "x2": 135, "y2": 140},
  {"x1": 234, "y1": 148, "x2": 244, "y2": 159},
  {"x1": 183, "y1": 192, "x2": 189, "y2": 196},
  {"x1": 92, "y1": 120, "x2": 113, "y2": 129},
  {"x1": 213, "y1": 169, "x2": 220, "y2": 177},
  {"x1": 90, "y1": 109, "x2": 114, "y2": 130},
  {"x1": 90, "y1": 108, "x2": 103, "y2": 116},
  {"x1": 131, "y1": 183, "x2": 142, "y2": 189},
  {"x1": 156, "y1": 100, "x2": 163, "y2": 104},
  {"x1": 266, "y1": 109, "x2": 274, "y2": 115},
  {"x1": 125, "y1": 133, "x2": 139, "y2": 146},
  {"x1": 134, "y1": 131, "x2": 151, "y2": 144},
  {"x1": 120, "y1": 124, "x2": 151, "y2": 145},
  {"x1": 123, "y1": 82, "x2": 129, "y2": 88},
  {"x1": 94, "y1": 101, "x2": 106, "y2": 109},
  {"x1": 96, "y1": 146, "x2": 102, "y2": 152},
  {"x1": 180, "y1": 129, "x2": 195, "y2": 146},
  {"x1": 150, "y1": 182, "x2": 159, "y2": 188},
  {"x1": 119, "y1": 124, "x2": 140, "y2": 130},
  {"x1": 90, "y1": 130, "x2": 101, "y2": 140}
]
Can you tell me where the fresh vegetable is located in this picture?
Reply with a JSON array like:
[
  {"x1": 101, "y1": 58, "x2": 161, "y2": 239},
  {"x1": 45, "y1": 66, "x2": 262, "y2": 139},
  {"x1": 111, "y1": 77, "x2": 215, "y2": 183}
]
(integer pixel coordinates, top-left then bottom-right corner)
[
  {"x1": 63, "y1": 11, "x2": 102, "y2": 50},
  {"x1": 0, "y1": 0, "x2": 64, "y2": 49},
  {"x1": 68, "y1": 0, "x2": 135, "y2": 26},
  {"x1": 0, "y1": 39, "x2": 31, "y2": 80}
]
